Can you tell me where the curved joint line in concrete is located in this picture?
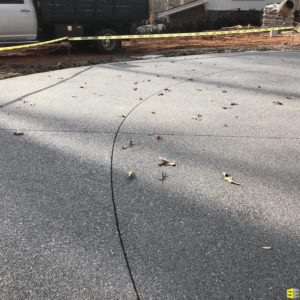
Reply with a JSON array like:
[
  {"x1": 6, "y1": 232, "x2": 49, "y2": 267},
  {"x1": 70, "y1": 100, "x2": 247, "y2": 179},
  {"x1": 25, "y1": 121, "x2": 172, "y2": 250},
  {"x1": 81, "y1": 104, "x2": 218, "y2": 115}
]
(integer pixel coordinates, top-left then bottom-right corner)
[
  {"x1": 110, "y1": 68, "x2": 221, "y2": 299},
  {"x1": 2, "y1": 63, "x2": 219, "y2": 300}
]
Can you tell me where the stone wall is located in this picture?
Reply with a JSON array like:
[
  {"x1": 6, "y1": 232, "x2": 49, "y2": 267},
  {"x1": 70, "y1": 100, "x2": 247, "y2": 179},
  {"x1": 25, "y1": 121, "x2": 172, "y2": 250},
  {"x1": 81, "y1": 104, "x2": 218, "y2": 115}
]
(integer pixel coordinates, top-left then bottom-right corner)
[
  {"x1": 165, "y1": 10, "x2": 263, "y2": 33},
  {"x1": 170, "y1": 5, "x2": 205, "y2": 22}
]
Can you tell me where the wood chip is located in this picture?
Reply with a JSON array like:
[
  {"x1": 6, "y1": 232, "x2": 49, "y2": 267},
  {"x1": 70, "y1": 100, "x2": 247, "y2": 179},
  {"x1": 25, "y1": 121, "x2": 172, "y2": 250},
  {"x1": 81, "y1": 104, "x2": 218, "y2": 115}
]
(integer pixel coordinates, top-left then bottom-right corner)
[
  {"x1": 231, "y1": 102, "x2": 239, "y2": 106},
  {"x1": 128, "y1": 171, "x2": 134, "y2": 178},
  {"x1": 13, "y1": 132, "x2": 24, "y2": 136},
  {"x1": 133, "y1": 87, "x2": 137, "y2": 91},
  {"x1": 122, "y1": 140, "x2": 133, "y2": 149},
  {"x1": 273, "y1": 101, "x2": 283, "y2": 105},
  {"x1": 157, "y1": 136, "x2": 162, "y2": 140},
  {"x1": 158, "y1": 156, "x2": 175, "y2": 166},
  {"x1": 192, "y1": 114, "x2": 202, "y2": 120},
  {"x1": 286, "y1": 96, "x2": 294, "y2": 99},
  {"x1": 159, "y1": 172, "x2": 166, "y2": 181},
  {"x1": 118, "y1": 115, "x2": 126, "y2": 118},
  {"x1": 223, "y1": 172, "x2": 240, "y2": 185}
]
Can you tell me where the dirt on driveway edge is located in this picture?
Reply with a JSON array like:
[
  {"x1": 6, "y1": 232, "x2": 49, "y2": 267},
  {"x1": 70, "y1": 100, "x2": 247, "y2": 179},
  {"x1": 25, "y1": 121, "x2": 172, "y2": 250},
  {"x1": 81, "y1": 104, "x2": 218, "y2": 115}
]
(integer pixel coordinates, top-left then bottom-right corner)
[{"x1": 1, "y1": 44, "x2": 299, "y2": 81}]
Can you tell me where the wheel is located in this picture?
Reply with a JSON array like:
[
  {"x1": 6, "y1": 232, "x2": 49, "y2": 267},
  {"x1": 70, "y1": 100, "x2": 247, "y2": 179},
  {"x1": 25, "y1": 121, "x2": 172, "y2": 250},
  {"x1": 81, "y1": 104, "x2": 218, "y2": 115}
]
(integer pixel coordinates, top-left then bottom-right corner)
[{"x1": 92, "y1": 29, "x2": 120, "y2": 54}]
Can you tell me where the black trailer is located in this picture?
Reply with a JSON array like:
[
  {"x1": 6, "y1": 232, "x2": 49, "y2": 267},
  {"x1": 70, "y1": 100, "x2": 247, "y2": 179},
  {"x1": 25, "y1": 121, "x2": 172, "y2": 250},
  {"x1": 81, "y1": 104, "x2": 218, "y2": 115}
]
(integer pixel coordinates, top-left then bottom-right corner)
[{"x1": 35, "y1": 0, "x2": 149, "y2": 53}]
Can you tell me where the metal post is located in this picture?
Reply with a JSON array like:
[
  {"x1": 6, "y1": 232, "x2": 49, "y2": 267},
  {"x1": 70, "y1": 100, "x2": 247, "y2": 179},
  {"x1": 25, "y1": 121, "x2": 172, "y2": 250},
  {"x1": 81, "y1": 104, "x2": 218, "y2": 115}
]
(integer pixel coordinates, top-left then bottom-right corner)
[
  {"x1": 68, "y1": 42, "x2": 70, "y2": 58},
  {"x1": 291, "y1": 29, "x2": 295, "y2": 50}
]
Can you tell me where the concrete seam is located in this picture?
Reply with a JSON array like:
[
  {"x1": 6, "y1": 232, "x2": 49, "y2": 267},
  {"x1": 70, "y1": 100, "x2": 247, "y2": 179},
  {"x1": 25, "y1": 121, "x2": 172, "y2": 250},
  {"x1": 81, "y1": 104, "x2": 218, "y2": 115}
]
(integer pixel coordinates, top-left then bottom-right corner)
[{"x1": 109, "y1": 68, "x2": 226, "y2": 299}]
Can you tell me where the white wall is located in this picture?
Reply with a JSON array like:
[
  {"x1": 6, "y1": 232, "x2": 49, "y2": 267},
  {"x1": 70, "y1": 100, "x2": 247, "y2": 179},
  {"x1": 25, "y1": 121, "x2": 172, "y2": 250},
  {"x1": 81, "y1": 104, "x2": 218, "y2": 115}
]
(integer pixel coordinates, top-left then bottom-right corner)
[
  {"x1": 206, "y1": 0, "x2": 280, "y2": 11},
  {"x1": 179, "y1": 0, "x2": 299, "y2": 11}
]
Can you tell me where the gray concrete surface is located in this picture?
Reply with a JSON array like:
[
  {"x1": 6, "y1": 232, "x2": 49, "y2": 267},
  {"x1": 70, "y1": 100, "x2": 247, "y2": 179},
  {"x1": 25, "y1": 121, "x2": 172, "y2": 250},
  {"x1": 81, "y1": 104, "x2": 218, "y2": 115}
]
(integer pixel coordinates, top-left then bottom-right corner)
[{"x1": 0, "y1": 50, "x2": 299, "y2": 299}]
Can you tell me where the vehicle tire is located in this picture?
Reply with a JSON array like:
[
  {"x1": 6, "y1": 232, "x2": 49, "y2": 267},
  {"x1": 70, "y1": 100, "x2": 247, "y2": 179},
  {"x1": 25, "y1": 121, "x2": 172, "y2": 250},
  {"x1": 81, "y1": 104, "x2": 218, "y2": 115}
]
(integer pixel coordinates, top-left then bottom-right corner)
[{"x1": 92, "y1": 29, "x2": 120, "y2": 54}]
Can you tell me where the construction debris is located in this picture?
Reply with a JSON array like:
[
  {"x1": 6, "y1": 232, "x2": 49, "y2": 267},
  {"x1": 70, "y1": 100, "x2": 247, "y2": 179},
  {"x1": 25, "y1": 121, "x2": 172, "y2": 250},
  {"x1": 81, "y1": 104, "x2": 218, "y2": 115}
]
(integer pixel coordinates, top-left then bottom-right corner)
[{"x1": 262, "y1": 4, "x2": 294, "y2": 28}]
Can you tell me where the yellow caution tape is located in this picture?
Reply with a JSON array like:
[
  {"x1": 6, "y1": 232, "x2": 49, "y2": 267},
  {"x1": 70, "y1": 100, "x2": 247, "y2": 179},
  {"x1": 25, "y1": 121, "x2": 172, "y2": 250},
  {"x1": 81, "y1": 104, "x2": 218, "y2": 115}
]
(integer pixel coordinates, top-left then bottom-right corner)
[
  {"x1": 69, "y1": 26, "x2": 293, "y2": 40},
  {"x1": 0, "y1": 26, "x2": 294, "y2": 51},
  {"x1": 0, "y1": 37, "x2": 67, "y2": 51}
]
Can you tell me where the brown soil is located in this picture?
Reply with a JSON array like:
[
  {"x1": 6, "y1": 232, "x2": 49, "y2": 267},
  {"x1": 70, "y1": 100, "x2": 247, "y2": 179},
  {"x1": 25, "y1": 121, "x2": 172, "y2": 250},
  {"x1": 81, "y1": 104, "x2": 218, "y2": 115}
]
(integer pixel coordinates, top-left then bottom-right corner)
[{"x1": 0, "y1": 28, "x2": 299, "y2": 80}]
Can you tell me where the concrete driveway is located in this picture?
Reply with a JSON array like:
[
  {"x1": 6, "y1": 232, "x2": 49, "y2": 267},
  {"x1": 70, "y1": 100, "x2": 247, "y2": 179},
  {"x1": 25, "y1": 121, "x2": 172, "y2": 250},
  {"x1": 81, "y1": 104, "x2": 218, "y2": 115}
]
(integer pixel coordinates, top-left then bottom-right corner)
[{"x1": 0, "y1": 50, "x2": 299, "y2": 300}]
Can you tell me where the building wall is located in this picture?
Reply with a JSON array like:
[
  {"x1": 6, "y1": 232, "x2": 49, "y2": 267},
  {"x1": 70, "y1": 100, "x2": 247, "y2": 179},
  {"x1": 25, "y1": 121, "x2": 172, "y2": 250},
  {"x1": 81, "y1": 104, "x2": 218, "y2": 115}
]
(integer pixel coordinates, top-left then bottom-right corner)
[
  {"x1": 206, "y1": 0, "x2": 278, "y2": 11},
  {"x1": 166, "y1": 0, "x2": 299, "y2": 26},
  {"x1": 180, "y1": 0, "x2": 300, "y2": 11}
]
